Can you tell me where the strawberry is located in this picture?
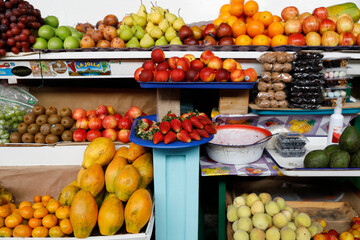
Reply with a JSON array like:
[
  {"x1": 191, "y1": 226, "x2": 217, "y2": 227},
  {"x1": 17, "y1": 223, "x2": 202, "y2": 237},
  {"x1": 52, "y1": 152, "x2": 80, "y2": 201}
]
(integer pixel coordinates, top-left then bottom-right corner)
[
  {"x1": 189, "y1": 130, "x2": 201, "y2": 141},
  {"x1": 197, "y1": 115, "x2": 212, "y2": 125},
  {"x1": 159, "y1": 121, "x2": 171, "y2": 134},
  {"x1": 181, "y1": 112, "x2": 195, "y2": 119},
  {"x1": 170, "y1": 118, "x2": 182, "y2": 133},
  {"x1": 167, "y1": 112, "x2": 177, "y2": 119},
  {"x1": 177, "y1": 130, "x2": 191, "y2": 143},
  {"x1": 181, "y1": 119, "x2": 193, "y2": 133},
  {"x1": 164, "y1": 131, "x2": 177, "y2": 144},
  {"x1": 204, "y1": 124, "x2": 217, "y2": 134},
  {"x1": 153, "y1": 131, "x2": 164, "y2": 144},
  {"x1": 198, "y1": 112, "x2": 213, "y2": 124},
  {"x1": 190, "y1": 116, "x2": 203, "y2": 129},
  {"x1": 142, "y1": 118, "x2": 153, "y2": 131},
  {"x1": 196, "y1": 128, "x2": 209, "y2": 138}
]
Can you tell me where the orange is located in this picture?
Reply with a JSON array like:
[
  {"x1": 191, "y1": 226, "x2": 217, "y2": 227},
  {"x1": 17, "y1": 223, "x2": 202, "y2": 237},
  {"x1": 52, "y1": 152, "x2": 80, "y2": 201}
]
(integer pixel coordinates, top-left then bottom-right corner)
[
  {"x1": 232, "y1": 19, "x2": 247, "y2": 37},
  {"x1": 32, "y1": 202, "x2": 45, "y2": 209},
  {"x1": 12, "y1": 224, "x2": 32, "y2": 237},
  {"x1": 252, "y1": 34, "x2": 271, "y2": 46},
  {"x1": 42, "y1": 214, "x2": 58, "y2": 228},
  {"x1": 220, "y1": 4, "x2": 231, "y2": 13},
  {"x1": 4, "y1": 214, "x2": 22, "y2": 228},
  {"x1": 32, "y1": 226, "x2": 49, "y2": 238},
  {"x1": 59, "y1": 218, "x2": 73, "y2": 235},
  {"x1": 33, "y1": 207, "x2": 48, "y2": 219},
  {"x1": 19, "y1": 206, "x2": 34, "y2": 220},
  {"x1": 48, "y1": 226, "x2": 64, "y2": 238},
  {"x1": 34, "y1": 195, "x2": 41, "y2": 203},
  {"x1": 271, "y1": 34, "x2": 288, "y2": 47},
  {"x1": 246, "y1": 16, "x2": 254, "y2": 23},
  {"x1": 226, "y1": 16, "x2": 238, "y2": 27},
  {"x1": 252, "y1": 11, "x2": 261, "y2": 20},
  {"x1": 0, "y1": 206, "x2": 11, "y2": 218},
  {"x1": 0, "y1": 227, "x2": 12, "y2": 237},
  {"x1": 0, "y1": 217, "x2": 4, "y2": 227},
  {"x1": 273, "y1": 15, "x2": 282, "y2": 22},
  {"x1": 41, "y1": 195, "x2": 52, "y2": 203},
  {"x1": 28, "y1": 218, "x2": 42, "y2": 229},
  {"x1": 213, "y1": 17, "x2": 224, "y2": 26},
  {"x1": 267, "y1": 22, "x2": 284, "y2": 38},
  {"x1": 244, "y1": 0, "x2": 258, "y2": 17},
  {"x1": 55, "y1": 206, "x2": 70, "y2": 220},
  {"x1": 258, "y1": 11, "x2": 273, "y2": 27},
  {"x1": 6, "y1": 203, "x2": 16, "y2": 211},
  {"x1": 246, "y1": 20, "x2": 264, "y2": 37},
  {"x1": 229, "y1": 2, "x2": 244, "y2": 18},
  {"x1": 219, "y1": 11, "x2": 231, "y2": 20},
  {"x1": 231, "y1": 0, "x2": 244, "y2": 4},
  {"x1": 18, "y1": 201, "x2": 32, "y2": 209},
  {"x1": 235, "y1": 34, "x2": 252, "y2": 45},
  {"x1": 46, "y1": 199, "x2": 61, "y2": 213}
]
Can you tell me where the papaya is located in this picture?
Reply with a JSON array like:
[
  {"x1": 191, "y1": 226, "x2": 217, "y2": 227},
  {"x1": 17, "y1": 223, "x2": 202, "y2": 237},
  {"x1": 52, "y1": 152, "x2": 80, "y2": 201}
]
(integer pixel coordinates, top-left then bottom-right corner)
[
  {"x1": 105, "y1": 156, "x2": 128, "y2": 193},
  {"x1": 324, "y1": 144, "x2": 341, "y2": 156},
  {"x1": 350, "y1": 150, "x2": 360, "y2": 168},
  {"x1": 80, "y1": 163, "x2": 105, "y2": 197},
  {"x1": 304, "y1": 150, "x2": 330, "y2": 168},
  {"x1": 67, "y1": 180, "x2": 78, "y2": 187},
  {"x1": 339, "y1": 126, "x2": 360, "y2": 154},
  {"x1": 58, "y1": 184, "x2": 81, "y2": 206},
  {"x1": 329, "y1": 150, "x2": 350, "y2": 168},
  {"x1": 94, "y1": 188, "x2": 105, "y2": 209},
  {"x1": 69, "y1": 190, "x2": 98, "y2": 238},
  {"x1": 82, "y1": 137, "x2": 116, "y2": 168},
  {"x1": 114, "y1": 146, "x2": 129, "y2": 160},
  {"x1": 127, "y1": 143, "x2": 148, "y2": 163},
  {"x1": 114, "y1": 165, "x2": 141, "y2": 202},
  {"x1": 327, "y1": 2, "x2": 360, "y2": 23},
  {"x1": 77, "y1": 167, "x2": 86, "y2": 187},
  {"x1": 98, "y1": 194, "x2": 124, "y2": 236},
  {"x1": 124, "y1": 188, "x2": 152, "y2": 234},
  {"x1": 132, "y1": 153, "x2": 153, "y2": 189}
]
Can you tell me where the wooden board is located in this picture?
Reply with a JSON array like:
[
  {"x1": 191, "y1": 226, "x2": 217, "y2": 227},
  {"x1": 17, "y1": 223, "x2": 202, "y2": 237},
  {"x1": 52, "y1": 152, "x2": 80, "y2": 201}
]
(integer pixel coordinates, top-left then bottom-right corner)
[{"x1": 219, "y1": 89, "x2": 249, "y2": 115}]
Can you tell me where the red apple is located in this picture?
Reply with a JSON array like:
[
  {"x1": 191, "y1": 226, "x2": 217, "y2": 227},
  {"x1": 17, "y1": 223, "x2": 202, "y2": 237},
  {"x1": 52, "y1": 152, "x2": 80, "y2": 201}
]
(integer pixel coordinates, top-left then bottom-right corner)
[
  {"x1": 336, "y1": 16, "x2": 354, "y2": 33},
  {"x1": 302, "y1": 16, "x2": 320, "y2": 34},
  {"x1": 299, "y1": 12, "x2": 312, "y2": 23},
  {"x1": 134, "y1": 67, "x2": 144, "y2": 81},
  {"x1": 203, "y1": 35, "x2": 217, "y2": 45},
  {"x1": 200, "y1": 50, "x2": 215, "y2": 65},
  {"x1": 190, "y1": 59, "x2": 204, "y2": 72},
  {"x1": 305, "y1": 32, "x2": 322, "y2": 46},
  {"x1": 117, "y1": 129, "x2": 130, "y2": 143},
  {"x1": 102, "y1": 128, "x2": 117, "y2": 141},
  {"x1": 207, "y1": 56, "x2": 223, "y2": 70},
  {"x1": 86, "y1": 129, "x2": 101, "y2": 141},
  {"x1": 151, "y1": 48, "x2": 165, "y2": 63},
  {"x1": 176, "y1": 57, "x2": 190, "y2": 72},
  {"x1": 142, "y1": 60, "x2": 156, "y2": 71},
  {"x1": 200, "y1": 67, "x2": 215, "y2": 82},
  {"x1": 126, "y1": 106, "x2": 142, "y2": 120},
  {"x1": 76, "y1": 117, "x2": 89, "y2": 130},
  {"x1": 222, "y1": 58, "x2": 237, "y2": 73},
  {"x1": 281, "y1": 6, "x2": 299, "y2": 21},
  {"x1": 329, "y1": 235, "x2": 338, "y2": 240},
  {"x1": 107, "y1": 105, "x2": 115, "y2": 115},
  {"x1": 357, "y1": 33, "x2": 360, "y2": 45},
  {"x1": 230, "y1": 69, "x2": 245, "y2": 82},
  {"x1": 183, "y1": 54, "x2": 196, "y2": 62},
  {"x1": 98, "y1": 114, "x2": 106, "y2": 120},
  {"x1": 339, "y1": 32, "x2": 356, "y2": 45},
  {"x1": 168, "y1": 56, "x2": 179, "y2": 69},
  {"x1": 88, "y1": 117, "x2": 102, "y2": 130},
  {"x1": 284, "y1": 19, "x2": 302, "y2": 35},
  {"x1": 102, "y1": 115, "x2": 117, "y2": 129},
  {"x1": 319, "y1": 18, "x2": 336, "y2": 35},
  {"x1": 139, "y1": 69, "x2": 154, "y2": 82},
  {"x1": 96, "y1": 104, "x2": 108, "y2": 116},
  {"x1": 215, "y1": 68, "x2": 229, "y2": 82},
  {"x1": 73, "y1": 129, "x2": 87, "y2": 142},
  {"x1": 113, "y1": 113, "x2": 122, "y2": 122},
  {"x1": 202, "y1": 23, "x2": 216, "y2": 38},
  {"x1": 170, "y1": 68, "x2": 185, "y2": 82},
  {"x1": 156, "y1": 61, "x2": 169, "y2": 71},
  {"x1": 288, "y1": 33, "x2": 306, "y2": 46},
  {"x1": 352, "y1": 23, "x2": 360, "y2": 37},
  {"x1": 118, "y1": 116, "x2": 132, "y2": 130},
  {"x1": 155, "y1": 70, "x2": 169, "y2": 82},
  {"x1": 328, "y1": 230, "x2": 339, "y2": 238},
  {"x1": 313, "y1": 7, "x2": 328, "y2": 20},
  {"x1": 322, "y1": 30, "x2": 339, "y2": 46},
  {"x1": 87, "y1": 109, "x2": 96, "y2": 117},
  {"x1": 185, "y1": 68, "x2": 200, "y2": 82},
  {"x1": 243, "y1": 68, "x2": 257, "y2": 82},
  {"x1": 72, "y1": 108, "x2": 86, "y2": 120}
]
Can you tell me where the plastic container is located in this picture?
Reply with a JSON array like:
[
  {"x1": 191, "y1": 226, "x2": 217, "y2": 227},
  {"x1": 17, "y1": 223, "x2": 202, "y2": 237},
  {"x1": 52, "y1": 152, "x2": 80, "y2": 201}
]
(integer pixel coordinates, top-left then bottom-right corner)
[
  {"x1": 275, "y1": 143, "x2": 306, "y2": 157},
  {"x1": 323, "y1": 58, "x2": 349, "y2": 68},
  {"x1": 277, "y1": 132, "x2": 307, "y2": 149},
  {"x1": 322, "y1": 67, "x2": 348, "y2": 79}
]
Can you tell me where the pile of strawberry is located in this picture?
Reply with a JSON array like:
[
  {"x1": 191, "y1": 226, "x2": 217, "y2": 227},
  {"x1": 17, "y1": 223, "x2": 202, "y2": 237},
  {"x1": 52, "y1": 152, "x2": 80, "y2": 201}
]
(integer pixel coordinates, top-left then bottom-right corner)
[{"x1": 136, "y1": 111, "x2": 217, "y2": 145}]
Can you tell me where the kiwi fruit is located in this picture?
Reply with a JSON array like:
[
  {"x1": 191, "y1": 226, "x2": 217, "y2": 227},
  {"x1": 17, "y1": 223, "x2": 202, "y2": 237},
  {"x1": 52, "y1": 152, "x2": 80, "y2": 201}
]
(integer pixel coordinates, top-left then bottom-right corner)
[
  {"x1": 24, "y1": 112, "x2": 36, "y2": 124},
  {"x1": 27, "y1": 123, "x2": 40, "y2": 135},
  {"x1": 51, "y1": 124, "x2": 65, "y2": 136},
  {"x1": 22, "y1": 133, "x2": 34, "y2": 143},
  {"x1": 32, "y1": 105, "x2": 45, "y2": 115},
  {"x1": 45, "y1": 106, "x2": 58, "y2": 116},
  {"x1": 70, "y1": 124, "x2": 77, "y2": 133},
  {"x1": 60, "y1": 107, "x2": 72, "y2": 118},
  {"x1": 61, "y1": 130, "x2": 73, "y2": 141},
  {"x1": 34, "y1": 132, "x2": 45, "y2": 143},
  {"x1": 10, "y1": 132, "x2": 22, "y2": 143},
  {"x1": 17, "y1": 122, "x2": 28, "y2": 134},
  {"x1": 48, "y1": 114, "x2": 61, "y2": 125},
  {"x1": 61, "y1": 117, "x2": 74, "y2": 129},
  {"x1": 40, "y1": 124, "x2": 51, "y2": 135},
  {"x1": 35, "y1": 114, "x2": 48, "y2": 126},
  {"x1": 45, "y1": 134, "x2": 59, "y2": 144}
]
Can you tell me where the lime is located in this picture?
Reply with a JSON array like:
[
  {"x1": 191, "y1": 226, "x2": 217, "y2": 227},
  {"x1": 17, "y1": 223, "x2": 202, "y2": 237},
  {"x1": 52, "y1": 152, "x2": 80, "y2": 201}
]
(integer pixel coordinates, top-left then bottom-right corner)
[
  {"x1": 32, "y1": 38, "x2": 48, "y2": 49},
  {"x1": 44, "y1": 16, "x2": 59, "y2": 28},
  {"x1": 47, "y1": 37, "x2": 63, "y2": 49},
  {"x1": 55, "y1": 26, "x2": 71, "y2": 41},
  {"x1": 63, "y1": 36, "x2": 80, "y2": 49},
  {"x1": 71, "y1": 31, "x2": 83, "y2": 41},
  {"x1": 38, "y1": 25, "x2": 55, "y2": 40}
]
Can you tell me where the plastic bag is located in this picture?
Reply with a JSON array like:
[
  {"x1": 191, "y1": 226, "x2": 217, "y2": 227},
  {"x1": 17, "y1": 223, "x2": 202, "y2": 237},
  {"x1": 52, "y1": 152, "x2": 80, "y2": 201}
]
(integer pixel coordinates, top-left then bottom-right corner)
[{"x1": 0, "y1": 84, "x2": 38, "y2": 105}]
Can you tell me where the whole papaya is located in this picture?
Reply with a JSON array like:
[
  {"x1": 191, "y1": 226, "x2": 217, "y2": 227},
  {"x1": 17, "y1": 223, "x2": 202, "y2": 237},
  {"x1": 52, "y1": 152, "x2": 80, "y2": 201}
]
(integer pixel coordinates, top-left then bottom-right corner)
[
  {"x1": 132, "y1": 153, "x2": 153, "y2": 189},
  {"x1": 98, "y1": 194, "x2": 124, "y2": 235},
  {"x1": 82, "y1": 137, "x2": 115, "y2": 168},
  {"x1": 105, "y1": 156, "x2": 128, "y2": 193},
  {"x1": 58, "y1": 184, "x2": 81, "y2": 206},
  {"x1": 80, "y1": 163, "x2": 105, "y2": 197},
  {"x1": 114, "y1": 165, "x2": 141, "y2": 202}
]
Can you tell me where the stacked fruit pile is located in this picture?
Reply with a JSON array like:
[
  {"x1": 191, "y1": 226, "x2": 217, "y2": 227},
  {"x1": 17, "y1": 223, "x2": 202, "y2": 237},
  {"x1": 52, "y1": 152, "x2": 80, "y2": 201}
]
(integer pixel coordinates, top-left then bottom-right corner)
[{"x1": 0, "y1": 104, "x2": 27, "y2": 144}]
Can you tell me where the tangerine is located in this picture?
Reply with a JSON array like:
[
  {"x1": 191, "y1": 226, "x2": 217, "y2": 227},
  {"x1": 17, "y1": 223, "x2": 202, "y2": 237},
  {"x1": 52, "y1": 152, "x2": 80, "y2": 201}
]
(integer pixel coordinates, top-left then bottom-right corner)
[
  {"x1": 55, "y1": 206, "x2": 70, "y2": 220},
  {"x1": 49, "y1": 226, "x2": 64, "y2": 238},
  {"x1": 19, "y1": 206, "x2": 34, "y2": 219},
  {"x1": 226, "y1": 16, "x2": 238, "y2": 27},
  {"x1": 18, "y1": 201, "x2": 32, "y2": 209},
  {"x1": 32, "y1": 202, "x2": 45, "y2": 209},
  {"x1": 213, "y1": 18, "x2": 224, "y2": 26},
  {"x1": 229, "y1": 2, "x2": 244, "y2": 18},
  {"x1": 220, "y1": 4, "x2": 231, "y2": 13},
  {"x1": 231, "y1": 0, "x2": 244, "y2": 4},
  {"x1": 244, "y1": 0, "x2": 258, "y2": 17},
  {"x1": 219, "y1": 11, "x2": 231, "y2": 20},
  {"x1": 0, "y1": 227, "x2": 12, "y2": 237},
  {"x1": 41, "y1": 195, "x2": 52, "y2": 203},
  {"x1": 34, "y1": 195, "x2": 41, "y2": 203},
  {"x1": 32, "y1": 226, "x2": 49, "y2": 238},
  {"x1": 252, "y1": 34, "x2": 271, "y2": 46},
  {"x1": 0, "y1": 217, "x2": 3, "y2": 227},
  {"x1": 232, "y1": 19, "x2": 246, "y2": 37},
  {"x1": 246, "y1": 20, "x2": 264, "y2": 37},
  {"x1": 0, "y1": 206, "x2": 11, "y2": 218},
  {"x1": 59, "y1": 218, "x2": 73, "y2": 235},
  {"x1": 42, "y1": 214, "x2": 58, "y2": 228},
  {"x1": 258, "y1": 11, "x2": 273, "y2": 27},
  {"x1": 12, "y1": 224, "x2": 32, "y2": 237},
  {"x1": 273, "y1": 15, "x2": 282, "y2": 22},
  {"x1": 4, "y1": 214, "x2": 22, "y2": 228},
  {"x1": 6, "y1": 203, "x2": 16, "y2": 211},
  {"x1": 267, "y1": 22, "x2": 284, "y2": 38},
  {"x1": 235, "y1": 34, "x2": 252, "y2": 45},
  {"x1": 28, "y1": 218, "x2": 42, "y2": 229},
  {"x1": 33, "y1": 207, "x2": 48, "y2": 219},
  {"x1": 252, "y1": 11, "x2": 261, "y2": 20},
  {"x1": 271, "y1": 34, "x2": 288, "y2": 47},
  {"x1": 46, "y1": 199, "x2": 61, "y2": 213}
]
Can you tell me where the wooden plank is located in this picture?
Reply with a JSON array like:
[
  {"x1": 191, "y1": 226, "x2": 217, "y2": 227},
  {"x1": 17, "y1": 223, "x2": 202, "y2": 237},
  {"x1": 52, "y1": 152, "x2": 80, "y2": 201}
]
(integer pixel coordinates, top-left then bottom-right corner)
[
  {"x1": 156, "y1": 88, "x2": 180, "y2": 122},
  {"x1": 219, "y1": 89, "x2": 249, "y2": 115}
]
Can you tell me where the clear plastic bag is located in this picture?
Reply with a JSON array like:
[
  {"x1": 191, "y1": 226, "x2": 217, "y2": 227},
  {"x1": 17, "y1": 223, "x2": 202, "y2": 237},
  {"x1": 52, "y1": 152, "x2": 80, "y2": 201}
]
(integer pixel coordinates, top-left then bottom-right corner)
[{"x1": 0, "y1": 84, "x2": 38, "y2": 105}]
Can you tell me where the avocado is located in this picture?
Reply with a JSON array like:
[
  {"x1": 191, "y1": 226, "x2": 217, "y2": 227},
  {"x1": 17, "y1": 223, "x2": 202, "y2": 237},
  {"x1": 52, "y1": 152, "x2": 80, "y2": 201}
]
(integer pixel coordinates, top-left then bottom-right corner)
[
  {"x1": 350, "y1": 150, "x2": 360, "y2": 168},
  {"x1": 304, "y1": 150, "x2": 330, "y2": 168},
  {"x1": 339, "y1": 126, "x2": 360, "y2": 154},
  {"x1": 324, "y1": 144, "x2": 341, "y2": 156},
  {"x1": 329, "y1": 150, "x2": 350, "y2": 168}
]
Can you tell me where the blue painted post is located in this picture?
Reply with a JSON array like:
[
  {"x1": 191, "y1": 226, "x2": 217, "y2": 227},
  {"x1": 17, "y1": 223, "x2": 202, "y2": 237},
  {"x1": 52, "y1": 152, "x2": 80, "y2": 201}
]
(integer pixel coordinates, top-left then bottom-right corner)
[{"x1": 153, "y1": 146, "x2": 200, "y2": 240}]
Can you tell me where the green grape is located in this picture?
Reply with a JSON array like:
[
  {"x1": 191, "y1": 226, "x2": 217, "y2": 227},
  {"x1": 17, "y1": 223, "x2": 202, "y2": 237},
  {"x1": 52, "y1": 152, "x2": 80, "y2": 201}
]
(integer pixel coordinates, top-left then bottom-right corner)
[
  {"x1": 7, "y1": 120, "x2": 13, "y2": 126},
  {"x1": 0, "y1": 139, "x2": 4, "y2": 144},
  {"x1": 12, "y1": 123, "x2": 18, "y2": 129},
  {"x1": 13, "y1": 105, "x2": 19, "y2": 110},
  {"x1": 0, "y1": 113, "x2": 4, "y2": 119},
  {"x1": 11, "y1": 116, "x2": 17, "y2": 122},
  {"x1": 21, "y1": 110, "x2": 26, "y2": 115},
  {"x1": 15, "y1": 110, "x2": 22, "y2": 116},
  {"x1": 3, "y1": 139, "x2": 10, "y2": 143},
  {"x1": 0, "y1": 119, "x2": 5, "y2": 125},
  {"x1": 2, "y1": 133, "x2": 9, "y2": 139},
  {"x1": 0, "y1": 130, "x2": 4, "y2": 135},
  {"x1": 17, "y1": 116, "x2": 23, "y2": 122},
  {"x1": 4, "y1": 115, "x2": 10, "y2": 120}
]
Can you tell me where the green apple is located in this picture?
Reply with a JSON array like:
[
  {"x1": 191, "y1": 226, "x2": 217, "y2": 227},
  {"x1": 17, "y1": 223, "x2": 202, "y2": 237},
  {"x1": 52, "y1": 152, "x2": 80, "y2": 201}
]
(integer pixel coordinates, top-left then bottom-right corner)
[
  {"x1": 32, "y1": 38, "x2": 48, "y2": 49},
  {"x1": 38, "y1": 25, "x2": 55, "y2": 40},
  {"x1": 44, "y1": 16, "x2": 59, "y2": 28},
  {"x1": 48, "y1": 37, "x2": 63, "y2": 49},
  {"x1": 55, "y1": 26, "x2": 72, "y2": 41},
  {"x1": 63, "y1": 36, "x2": 80, "y2": 49}
]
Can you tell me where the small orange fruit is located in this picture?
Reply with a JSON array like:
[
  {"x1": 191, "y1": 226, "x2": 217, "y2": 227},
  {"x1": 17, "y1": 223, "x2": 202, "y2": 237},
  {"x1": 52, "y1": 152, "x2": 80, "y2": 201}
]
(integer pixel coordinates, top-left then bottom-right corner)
[
  {"x1": 213, "y1": 17, "x2": 224, "y2": 26},
  {"x1": 0, "y1": 206, "x2": 11, "y2": 218},
  {"x1": 19, "y1": 201, "x2": 32, "y2": 209},
  {"x1": 6, "y1": 203, "x2": 16, "y2": 211},
  {"x1": 32, "y1": 226, "x2": 49, "y2": 238},
  {"x1": 273, "y1": 15, "x2": 282, "y2": 22},
  {"x1": 19, "y1": 206, "x2": 34, "y2": 219},
  {"x1": 271, "y1": 34, "x2": 288, "y2": 47},
  {"x1": 33, "y1": 207, "x2": 48, "y2": 219},
  {"x1": 252, "y1": 34, "x2": 271, "y2": 46},
  {"x1": 42, "y1": 214, "x2": 58, "y2": 229},
  {"x1": 232, "y1": 19, "x2": 247, "y2": 37},
  {"x1": 235, "y1": 34, "x2": 252, "y2": 45},
  {"x1": 0, "y1": 227, "x2": 12, "y2": 237},
  {"x1": 229, "y1": 2, "x2": 244, "y2": 18},
  {"x1": 4, "y1": 214, "x2": 22, "y2": 228},
  {"x1": 246, "y1": 20, "x2": 264, "y2": 37},
  {"x1": 49, "y1": 226, "x2": 65, "y2": 238},
  {"x1": 28, "y1": 218, "x2": 42, "y2": 229},
  {"x1": 220, "y1": 4, "x2": 231, "y2": 13},
  {"x1": 12, "y1": 224, "x2": 32, "y2": 237},
  {"x1": 55, "y1": 206, "x2": 70, "y2": 220},
  {"x1": 41, "y1": 195, "x2": 52, "y2": 203},
  {"x1": 59, "y1": 218, "x2": 73, "y2": 235},
  {"x1": 219, "y1": 11, "x2": 231, "y2": 21},
  {"x1": 231, "y1": 0, "x2": 244, "y2": 4},
  {"x1": 252, "y1": 11, "x2": 261, "y2": 20},
  {"x1": 244, "y1": 0, "x2": 259, "y2": 17},
  {"x1": 267, "y1": 22, "x2": 284, "y2": 38},
  {"x1": 32, "y1": 202, "x2": 45, "y2": 209},
  {"x1": 0, "y1": 217, "x2": 4, "y2": 228},
  {"x1": 46, "y1": 199, "x2": 61, "y2": 213},
  {"x1": 258, "y1": 11, "x2": 273, "y2": 27},
  {"x1": 226, "y1": 16, "x2": 238, "y2": 27},
  {"x1": 34, "y1": 195, "x2": 41, "y2": 203}
]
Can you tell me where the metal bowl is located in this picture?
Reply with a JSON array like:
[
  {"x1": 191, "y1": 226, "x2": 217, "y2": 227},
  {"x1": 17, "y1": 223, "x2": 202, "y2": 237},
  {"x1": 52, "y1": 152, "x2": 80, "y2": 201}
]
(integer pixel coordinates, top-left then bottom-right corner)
[{"x1": 205, "y1": 125, "x2": 272, "y2": 165}]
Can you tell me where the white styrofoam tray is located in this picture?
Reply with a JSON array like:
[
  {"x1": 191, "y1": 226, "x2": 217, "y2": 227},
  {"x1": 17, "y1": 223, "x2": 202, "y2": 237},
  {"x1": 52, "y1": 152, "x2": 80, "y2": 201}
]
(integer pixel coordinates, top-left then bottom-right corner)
[{"x1": 266, "y1": 136, "x2": 360, "y2": 177}]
